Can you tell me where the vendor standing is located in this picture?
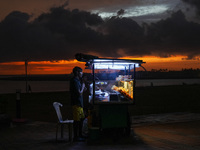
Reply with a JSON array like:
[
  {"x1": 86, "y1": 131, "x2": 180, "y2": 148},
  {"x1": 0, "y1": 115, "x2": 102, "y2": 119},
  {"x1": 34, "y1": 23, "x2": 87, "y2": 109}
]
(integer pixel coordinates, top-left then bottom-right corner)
[
  {"x1": 82, "y1": 74, "x2": 92, "y2": 117},
  {"x1": 70, "y1": 66, "x2": 86, "y2": 141}
]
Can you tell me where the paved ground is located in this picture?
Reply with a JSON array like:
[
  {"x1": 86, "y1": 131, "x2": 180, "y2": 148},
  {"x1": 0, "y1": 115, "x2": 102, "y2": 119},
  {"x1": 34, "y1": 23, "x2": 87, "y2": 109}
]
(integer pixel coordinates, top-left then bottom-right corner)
[{"x1": 0, "y1": 112, "x2": 200, "y2": 150}]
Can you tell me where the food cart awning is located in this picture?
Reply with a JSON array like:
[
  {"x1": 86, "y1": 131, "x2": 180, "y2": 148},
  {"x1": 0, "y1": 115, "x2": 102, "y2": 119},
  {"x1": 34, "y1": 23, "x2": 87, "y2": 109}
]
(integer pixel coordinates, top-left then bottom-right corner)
[
  {"x1": 75, "y1": 53, "x2": 145, "y2": 70},
  {"x1": 91, "y1": 58, "x2": 145, "y2": 70}
]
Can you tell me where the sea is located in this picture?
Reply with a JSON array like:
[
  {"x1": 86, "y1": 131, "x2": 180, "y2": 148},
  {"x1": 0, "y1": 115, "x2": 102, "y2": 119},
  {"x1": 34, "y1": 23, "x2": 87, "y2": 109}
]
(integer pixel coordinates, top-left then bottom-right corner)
[{"x1": 0, "y1": 79, "x2": 200, "y2": 94}]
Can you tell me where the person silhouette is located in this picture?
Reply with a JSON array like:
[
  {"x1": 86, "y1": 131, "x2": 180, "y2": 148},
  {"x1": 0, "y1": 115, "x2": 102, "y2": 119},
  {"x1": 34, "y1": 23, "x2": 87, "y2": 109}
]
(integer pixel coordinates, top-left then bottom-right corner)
[{"x1": 70, "y1": 66, "x2": 86, "y2": 141}]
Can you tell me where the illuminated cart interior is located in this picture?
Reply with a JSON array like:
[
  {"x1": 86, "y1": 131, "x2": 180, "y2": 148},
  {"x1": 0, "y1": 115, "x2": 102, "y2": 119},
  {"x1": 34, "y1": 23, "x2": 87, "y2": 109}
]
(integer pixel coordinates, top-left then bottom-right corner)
[
  {"x1": 87, "y1": 58, "x2": 145, "y2": 105},
  {"x1": 76, "y1": 54, "x2": 145, "y2": 138}
]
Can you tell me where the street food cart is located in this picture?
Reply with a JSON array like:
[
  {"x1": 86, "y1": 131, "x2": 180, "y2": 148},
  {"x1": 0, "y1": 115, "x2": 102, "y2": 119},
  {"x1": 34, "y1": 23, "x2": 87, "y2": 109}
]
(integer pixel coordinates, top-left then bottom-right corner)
[{"x1": 76, "y1": 53, "x2": 145, "y2": 137}]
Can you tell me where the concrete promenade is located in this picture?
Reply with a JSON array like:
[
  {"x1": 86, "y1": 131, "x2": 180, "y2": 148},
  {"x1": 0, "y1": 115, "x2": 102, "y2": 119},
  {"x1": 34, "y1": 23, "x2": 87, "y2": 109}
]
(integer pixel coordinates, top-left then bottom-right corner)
[{"x1": 0, "y1": 112, "x2": 200, "y2": 150}]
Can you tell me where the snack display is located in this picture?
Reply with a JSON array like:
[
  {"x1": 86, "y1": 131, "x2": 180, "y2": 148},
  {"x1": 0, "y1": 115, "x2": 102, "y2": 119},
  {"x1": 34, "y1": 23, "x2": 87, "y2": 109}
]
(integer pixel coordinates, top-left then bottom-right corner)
[
  {"x1": 111, "y1": 78, "x2": 133, "y2": 100},
  {"x1": 92, "y1": 75, "x2": 134, "y2": 103}
]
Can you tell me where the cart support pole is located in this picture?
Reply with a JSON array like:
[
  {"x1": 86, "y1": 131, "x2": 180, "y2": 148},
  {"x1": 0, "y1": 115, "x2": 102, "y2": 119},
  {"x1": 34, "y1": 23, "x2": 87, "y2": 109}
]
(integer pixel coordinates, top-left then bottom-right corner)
[
  {"x1": 133, "y1": 64, "x2": 136, "y2": 103},
  {"x1": 16, "y1": 89, "x2": 21, "y2": 118},
  {"x1": 92, "y1": 64, "x2": 95, "y2": 104},
  {"x1": 25, "y1": 60, "x2": 28, "y2": 93}
]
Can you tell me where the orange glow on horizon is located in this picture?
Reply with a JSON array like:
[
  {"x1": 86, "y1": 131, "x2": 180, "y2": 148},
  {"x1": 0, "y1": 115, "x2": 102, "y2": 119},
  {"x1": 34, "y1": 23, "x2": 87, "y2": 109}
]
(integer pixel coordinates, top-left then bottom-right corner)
[
  {"x1": 0, "y1": 55, "x2": 199, "y2": 75},
  {"x1": 119, "y1": 55, "x2": 190, "y2": 62},
  {"x1": 120, "y1": 55, "x2": 200, "y2": 71}
]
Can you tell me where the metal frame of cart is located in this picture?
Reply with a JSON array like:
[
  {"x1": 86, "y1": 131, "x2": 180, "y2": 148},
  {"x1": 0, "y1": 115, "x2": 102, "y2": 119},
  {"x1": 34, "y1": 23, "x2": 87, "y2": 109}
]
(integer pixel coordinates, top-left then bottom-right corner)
[
  {"x1": 84, "y1": 58, "x2": 145, "y2": 105},
  {"x1": 76, "y1": 54, "x2": 145, "y2": 137}
]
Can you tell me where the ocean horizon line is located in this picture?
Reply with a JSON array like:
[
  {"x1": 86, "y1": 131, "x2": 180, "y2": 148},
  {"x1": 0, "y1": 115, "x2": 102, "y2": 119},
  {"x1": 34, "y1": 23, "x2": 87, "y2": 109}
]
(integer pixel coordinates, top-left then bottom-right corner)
[{"x1": 1, "y1": 79, "x2": 200, "y2": 94}]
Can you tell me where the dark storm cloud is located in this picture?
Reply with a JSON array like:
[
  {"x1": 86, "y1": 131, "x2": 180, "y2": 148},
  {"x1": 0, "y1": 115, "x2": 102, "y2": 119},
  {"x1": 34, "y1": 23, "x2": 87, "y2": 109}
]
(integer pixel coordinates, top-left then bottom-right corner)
[
  {"x1": 0, "y1": 7, "x2": 104, "y2": 62},
  {"x1": 182, "y1": 0, "x2": 200, "y2": 16},
  {"x1": 97, "y1": 16, "x2": 145, "y2": 56},
  {"x1": 0, "y1": 6, "x2": 200, "y2": 62},
  {"x1": 98, "y1": 10, "x2": 200, "y2": 59},
  {"x1": 144, "y1": 10, "x2": 200, "y2": 59}
]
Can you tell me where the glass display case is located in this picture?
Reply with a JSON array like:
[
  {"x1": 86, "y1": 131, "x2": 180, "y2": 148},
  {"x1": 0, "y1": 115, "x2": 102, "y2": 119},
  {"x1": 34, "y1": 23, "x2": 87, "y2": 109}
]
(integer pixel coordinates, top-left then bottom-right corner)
[
  {"x1": 75, "y1": 53, "x2": 145, "y2": 105},
  {"x1": 91, "y1": 76, "x2": 134, "y2": 104},
  {"x1": 87, "y1": 58, "x2": 145, "y2": 105}
]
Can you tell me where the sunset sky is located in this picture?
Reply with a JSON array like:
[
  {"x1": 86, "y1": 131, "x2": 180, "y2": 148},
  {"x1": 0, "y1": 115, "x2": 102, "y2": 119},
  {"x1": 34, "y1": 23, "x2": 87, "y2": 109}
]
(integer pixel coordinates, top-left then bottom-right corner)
[{"x1": 0, "y1": 0, "x2": 200, "y2": 75}]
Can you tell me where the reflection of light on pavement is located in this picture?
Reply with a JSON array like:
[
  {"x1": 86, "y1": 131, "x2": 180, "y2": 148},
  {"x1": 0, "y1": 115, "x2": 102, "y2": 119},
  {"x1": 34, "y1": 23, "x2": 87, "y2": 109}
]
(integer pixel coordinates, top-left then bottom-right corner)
[{"x1": 132, "y1": 112, "x2": 200, "y2": 127}]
